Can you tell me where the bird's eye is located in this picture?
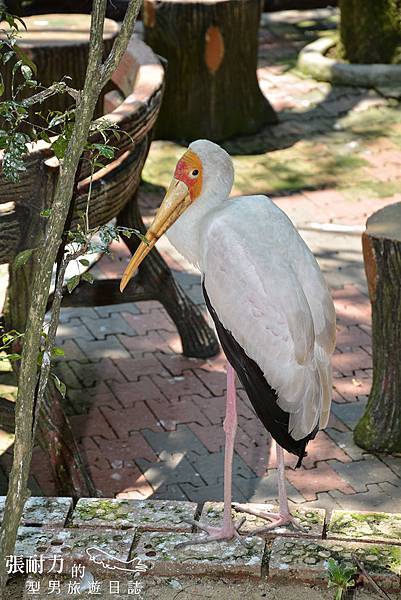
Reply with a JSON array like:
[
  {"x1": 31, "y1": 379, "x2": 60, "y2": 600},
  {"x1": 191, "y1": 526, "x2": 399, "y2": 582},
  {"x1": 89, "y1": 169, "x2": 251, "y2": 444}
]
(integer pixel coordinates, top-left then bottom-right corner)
[{"x1": 191, "y1": 169, "x2": 199, "y2": 177}]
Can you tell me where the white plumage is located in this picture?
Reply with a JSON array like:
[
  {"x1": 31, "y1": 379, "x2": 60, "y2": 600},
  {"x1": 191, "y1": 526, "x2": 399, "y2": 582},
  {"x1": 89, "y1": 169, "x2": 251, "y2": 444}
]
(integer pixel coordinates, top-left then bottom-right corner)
[
  {"x1": 121, "y1": 139, "x2": 336, "y2": 541},
  {"x1": 166, "y1": 140, "x2": 336, "y2": 441}
]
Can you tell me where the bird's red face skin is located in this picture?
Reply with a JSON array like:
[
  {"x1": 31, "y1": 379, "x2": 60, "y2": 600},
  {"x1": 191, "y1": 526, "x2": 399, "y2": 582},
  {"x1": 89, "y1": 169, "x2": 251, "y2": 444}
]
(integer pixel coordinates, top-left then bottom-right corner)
[
  {"x1": 174, "y1": 150, "x2": 203, "y2": 201},
  {"x1": 120, "y1": 148, "x2": 202, "y2": 292}
]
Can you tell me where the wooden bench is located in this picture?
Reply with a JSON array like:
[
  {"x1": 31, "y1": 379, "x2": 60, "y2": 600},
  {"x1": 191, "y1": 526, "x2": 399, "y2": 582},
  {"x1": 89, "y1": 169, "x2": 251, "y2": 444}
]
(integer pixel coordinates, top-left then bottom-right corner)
[
  {"x1": 0, "y1": 33, "x2": 218, "y2": 497},
  {"x1": 1, "y1": 34, "x2": 218, "y2": 358}
]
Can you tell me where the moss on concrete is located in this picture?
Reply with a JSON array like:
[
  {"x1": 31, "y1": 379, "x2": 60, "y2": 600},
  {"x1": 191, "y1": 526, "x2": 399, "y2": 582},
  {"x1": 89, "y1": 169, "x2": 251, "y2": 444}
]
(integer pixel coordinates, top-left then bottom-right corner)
[
  {"x1": 329, "y1": 510, "x2": 401, "y2": 543},
  {"x1": 72, "y1": 498, "x2": 196, "y2": 532}
]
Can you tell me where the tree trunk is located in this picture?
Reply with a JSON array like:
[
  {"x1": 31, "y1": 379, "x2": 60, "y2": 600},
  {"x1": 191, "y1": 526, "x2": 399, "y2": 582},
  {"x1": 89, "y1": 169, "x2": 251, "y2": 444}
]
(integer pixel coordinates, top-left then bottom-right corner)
[
  {"x1": 340, "y1": 0, "x2": 401, "y2": 64},
  {"x1": 3, "y1": 161, "x2": 97, "y2": 498},
  {"x1": 0, "y1": 1, "x2": 142, "y2": 592},
  {"x1": 143, "y1": 0, "x2": 277, "y2": 142},
  {"x1": 354, "y1": 202, "x2": 401, "y2": 453}
]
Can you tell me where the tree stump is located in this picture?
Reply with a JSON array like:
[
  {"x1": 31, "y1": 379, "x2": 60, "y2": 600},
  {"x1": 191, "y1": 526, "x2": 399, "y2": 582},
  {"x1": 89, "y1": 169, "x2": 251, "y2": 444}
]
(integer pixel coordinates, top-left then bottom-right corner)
[
  {"x1": 339, "y1": 0, "x2": 401, "y2": 64},
  {"x1": 143, "y1": 0, "x2": 277, "y2": 142},
  {"x1": 265, "y1": 0, "x2": 337, "y2": 9},
  {"x1": 354, "y1": 202, "x2": 401, "y2": 453}
]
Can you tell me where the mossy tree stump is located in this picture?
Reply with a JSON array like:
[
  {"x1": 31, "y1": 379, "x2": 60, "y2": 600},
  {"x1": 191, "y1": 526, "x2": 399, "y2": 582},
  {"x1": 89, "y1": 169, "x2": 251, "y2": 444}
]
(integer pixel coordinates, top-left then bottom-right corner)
[
  {"x1": 143, "y1": 0, "x2": 277, "y2": 142},
  {"x1": 355, "y1": 202, "x2": 401, "y2": 453},
  {"x1": 340, "y1": 0, "x2": 401, "y2": 64}
]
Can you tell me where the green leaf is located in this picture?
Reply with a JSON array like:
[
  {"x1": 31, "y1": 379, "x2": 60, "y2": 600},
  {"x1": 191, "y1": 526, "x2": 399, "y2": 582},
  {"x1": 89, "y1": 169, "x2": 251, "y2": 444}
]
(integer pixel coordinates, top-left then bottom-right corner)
[
  {"x1": 13, "y1": 44, "x2": 37, "y2": 75},
  {"x1": 20, "y1": 64, "x2": 32, "y2": 81},
  {"x1": 67, "y1": 274, "x2": 80, "y2": 293},
  {"x1": 37, "y1": 350, "x2": 43, "y2": 367},
  {"x1": 5, "y1": 15, "x2": 27, "y2": 31},
  {"x1": 51, "y1": 135, "x2": 69, "y2": 160},
  {"x1": 52, "y1": 374, "x2": 66, "y2": 398},
  {"x1": 3, "y1": 51, "x2": 14, "y2": 64},
  {"x1": 11, "y1": 59, "x2": 22, "y2": 78},
  {"x1": 4, "y1": 353, "x2": 21, "y2": 362},
  {"x1": 14, "y1": 248, "x2": 34, "y2": 269},
  {"x1": 38, "y1": 130, "x2": 51, "y2": 143},
  {"x1": 93, "y1": 143, "x2": 115, "y2": 160},
  {"x1": 40, "y1": 208, "x2": 52, "y2": 218},
  {"x1": 52, "y1": 347, "x2": 65, "y2": 357},
  {"x1": 79, "y1": 258, "x2": 90, "y2": 267},
  {"x1": 81, "y1": 271, "x2": 94, "y2": 284}
]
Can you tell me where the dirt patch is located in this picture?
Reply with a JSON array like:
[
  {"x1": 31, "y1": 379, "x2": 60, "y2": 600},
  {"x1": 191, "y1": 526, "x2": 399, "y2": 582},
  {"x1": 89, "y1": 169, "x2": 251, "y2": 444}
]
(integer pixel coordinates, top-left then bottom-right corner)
[{"x1": 143, "y1": 578, "x2": 377, "y2": 600}]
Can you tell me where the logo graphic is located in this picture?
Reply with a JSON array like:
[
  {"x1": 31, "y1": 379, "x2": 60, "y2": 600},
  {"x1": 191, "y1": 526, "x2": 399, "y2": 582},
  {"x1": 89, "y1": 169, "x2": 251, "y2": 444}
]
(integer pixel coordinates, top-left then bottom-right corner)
[{"x1": 85, "y1": 548, "x2": 149, "y2": 575}]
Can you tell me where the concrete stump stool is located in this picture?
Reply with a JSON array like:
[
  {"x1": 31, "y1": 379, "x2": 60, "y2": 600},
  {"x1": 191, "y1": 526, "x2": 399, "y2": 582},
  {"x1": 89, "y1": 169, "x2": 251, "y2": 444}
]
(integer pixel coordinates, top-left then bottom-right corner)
[
  {"x1": 2, "y1": 14, "x2": 119, "y2": 120},
  {"x1": 143, "y1": 0, "x2": 277, "y2": 142},
  {"x1": 355, "y1": 202, "x2": 401, "y2": 453}
]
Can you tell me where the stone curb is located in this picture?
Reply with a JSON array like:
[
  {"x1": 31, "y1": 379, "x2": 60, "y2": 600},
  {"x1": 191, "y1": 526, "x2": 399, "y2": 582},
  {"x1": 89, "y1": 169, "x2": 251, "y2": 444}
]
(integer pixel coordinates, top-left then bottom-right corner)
[
  {"x1": 269, "y1": 536, "x2": 401, "y2": 592},
  {"x1": 327, "y1": 509, "x2": 401, "y2": 546},
  {"x1": 15, "y1": 526, "x2": 135, "y2": 573},
  {"x1": 3, "y1": 497, "x2": 401, "y2": 591},
  {"x1": 70, "y1": 498, "x2": 197, "y2": 532},
  {"x1": 0, "y1": 497, "x2": 72, "y2": 528},
  {"x1": 200, "y1": 501, "x2": 326, "y2": 538},
  {"x1": 133, "y1": 530, "x2": 266, "y2": 578},
  {"x1": 297, "y1": 37, "x2": 401, "y2": 87}
]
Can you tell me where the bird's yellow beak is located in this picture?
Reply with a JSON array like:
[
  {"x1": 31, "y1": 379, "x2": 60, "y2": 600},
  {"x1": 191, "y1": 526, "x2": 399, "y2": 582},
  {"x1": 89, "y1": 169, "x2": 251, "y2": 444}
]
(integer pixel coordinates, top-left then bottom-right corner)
[{"x1": 120, "y1": 178, "x2": 191, "y2": 292}]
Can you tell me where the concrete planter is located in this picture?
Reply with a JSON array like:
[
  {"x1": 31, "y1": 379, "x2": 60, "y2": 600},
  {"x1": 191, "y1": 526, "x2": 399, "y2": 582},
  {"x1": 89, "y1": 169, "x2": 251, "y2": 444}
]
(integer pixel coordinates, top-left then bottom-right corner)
[{"x1": 298, "y1": 37, "x2": 401, "y2": 87}]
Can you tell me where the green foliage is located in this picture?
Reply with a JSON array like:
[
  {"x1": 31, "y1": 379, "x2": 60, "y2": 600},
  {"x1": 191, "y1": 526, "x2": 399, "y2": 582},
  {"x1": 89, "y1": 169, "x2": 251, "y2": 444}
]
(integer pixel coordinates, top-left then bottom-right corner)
[
  {"x1": 66, "y1": 274, "x2": 81, "y2": 294},
  {"x1": 327, "y1": 558, "x2": 357, "y2": 600},
  {"x1": 13, "y1": 247, "x2": 35, "y2": 270},
  {"x1": 0, "y1": 13, "x2": 42, "y2": 180},
  {"x1": 0, "y1": 327, "x2": 23, "y2": 363},
  {"x1": 51, "y1": 373, "x2": 66, "y2": 398}
]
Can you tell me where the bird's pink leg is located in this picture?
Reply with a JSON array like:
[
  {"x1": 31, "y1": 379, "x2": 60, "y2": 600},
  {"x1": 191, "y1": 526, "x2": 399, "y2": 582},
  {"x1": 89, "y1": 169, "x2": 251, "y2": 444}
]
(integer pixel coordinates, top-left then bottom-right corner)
[
  {"x1": 178, "y1": 362, "x2": 246, "y2": 546},
  {"x1": 233, "y1": 442, "x2": 306, "y2": 534}
]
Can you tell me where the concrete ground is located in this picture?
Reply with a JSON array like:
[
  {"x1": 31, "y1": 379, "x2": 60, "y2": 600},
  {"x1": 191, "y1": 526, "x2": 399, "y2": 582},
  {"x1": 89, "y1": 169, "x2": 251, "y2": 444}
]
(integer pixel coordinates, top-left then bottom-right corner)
[{"x1": 1, "y1": 8, "x2": 401, "y2": 514}]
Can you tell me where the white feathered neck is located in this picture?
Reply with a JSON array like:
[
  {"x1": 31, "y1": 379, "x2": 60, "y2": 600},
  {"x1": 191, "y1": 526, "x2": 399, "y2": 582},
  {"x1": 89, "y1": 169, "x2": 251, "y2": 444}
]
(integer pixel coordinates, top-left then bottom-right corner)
[{"x1": 165, "y1": 140, "x2": 234, "y2": 267}]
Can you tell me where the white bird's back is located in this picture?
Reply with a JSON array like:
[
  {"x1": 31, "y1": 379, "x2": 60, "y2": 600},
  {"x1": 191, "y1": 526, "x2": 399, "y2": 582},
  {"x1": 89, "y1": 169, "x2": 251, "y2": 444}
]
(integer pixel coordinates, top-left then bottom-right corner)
[{"x1": 200, "y1": 194, "x2": 336, "y2": 442}]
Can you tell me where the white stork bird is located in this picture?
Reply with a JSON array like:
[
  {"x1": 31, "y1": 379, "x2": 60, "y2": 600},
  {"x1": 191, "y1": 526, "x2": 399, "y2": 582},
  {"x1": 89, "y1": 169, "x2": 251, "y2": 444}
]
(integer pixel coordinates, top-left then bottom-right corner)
[{"x1": 120, "y1": 140, "x2": 336, "y2": 543}]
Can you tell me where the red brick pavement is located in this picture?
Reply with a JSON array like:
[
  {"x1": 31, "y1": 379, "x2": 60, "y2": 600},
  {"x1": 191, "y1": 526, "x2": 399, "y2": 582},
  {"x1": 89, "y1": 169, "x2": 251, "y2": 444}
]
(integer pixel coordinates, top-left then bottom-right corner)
[{"x1": 28, "y1": 264, "x2": 382, "y2": 508}]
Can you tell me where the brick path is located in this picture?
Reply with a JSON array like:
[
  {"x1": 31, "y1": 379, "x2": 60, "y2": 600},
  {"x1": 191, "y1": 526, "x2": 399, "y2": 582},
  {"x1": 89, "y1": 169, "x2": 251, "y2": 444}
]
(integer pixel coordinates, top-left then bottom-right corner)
[
  {"x1": 1, "y1": 8, "x2": 401, "y2": 513},
  {"x1": 28, "y1": 240, "x2": 399, "y2": 512}
]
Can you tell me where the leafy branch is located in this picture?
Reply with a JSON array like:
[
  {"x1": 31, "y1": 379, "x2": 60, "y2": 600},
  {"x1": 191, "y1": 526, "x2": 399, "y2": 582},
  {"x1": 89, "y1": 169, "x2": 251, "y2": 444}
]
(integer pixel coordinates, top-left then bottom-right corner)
[
  {"x1": 0, "y1": 328, "x2": 24, "y2": 362},
  {"x1": 0, "y1": 14, "x2": 80, "y2": 181},
  {"x1": 0, "y1": 0, "x2": 143, "y2": 593}
]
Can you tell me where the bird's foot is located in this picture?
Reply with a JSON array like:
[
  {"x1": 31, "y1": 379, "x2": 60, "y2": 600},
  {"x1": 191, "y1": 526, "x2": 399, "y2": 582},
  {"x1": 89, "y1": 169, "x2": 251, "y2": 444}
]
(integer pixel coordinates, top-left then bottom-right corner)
[
  {"x1": 232, "y1": 503, "x2": 308, "y2": 535},
  {"x1": 176, "y1": 517, "x2": 251, "y2": 548}
]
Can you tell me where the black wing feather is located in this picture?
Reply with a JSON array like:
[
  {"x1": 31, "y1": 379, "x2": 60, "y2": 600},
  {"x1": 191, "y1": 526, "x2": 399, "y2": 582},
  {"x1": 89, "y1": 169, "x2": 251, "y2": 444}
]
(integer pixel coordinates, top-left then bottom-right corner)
[{"x1": 203, "y1": 282, "x2": 317, "y2": 467}]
